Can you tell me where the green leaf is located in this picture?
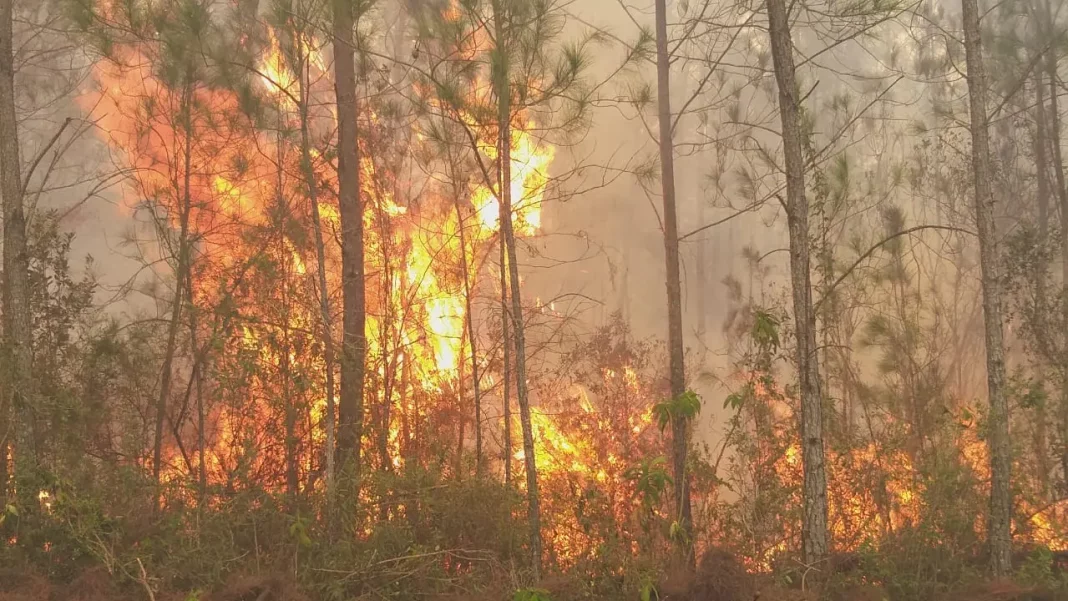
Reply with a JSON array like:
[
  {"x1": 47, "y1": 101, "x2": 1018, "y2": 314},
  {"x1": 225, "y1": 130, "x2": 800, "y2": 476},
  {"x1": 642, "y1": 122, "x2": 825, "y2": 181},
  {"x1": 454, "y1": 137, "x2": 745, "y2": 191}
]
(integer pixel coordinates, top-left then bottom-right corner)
[
  {"x1": 752, "y1": 310, "x2": 780, "y2": 351},
  {"x1": 654, "y1": 390, "x2": 703, "y2": 432}
]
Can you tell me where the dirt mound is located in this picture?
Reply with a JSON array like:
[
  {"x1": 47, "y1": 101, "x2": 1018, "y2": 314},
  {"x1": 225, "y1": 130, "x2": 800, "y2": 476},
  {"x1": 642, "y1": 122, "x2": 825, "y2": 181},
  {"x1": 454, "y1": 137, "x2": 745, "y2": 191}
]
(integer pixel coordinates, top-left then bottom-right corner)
[
  {"x1": 0, "y1": 567, "x2": 51, "y2": 601},
  {"x1": 205, "y1": 574, "x2": 308, "y2": 601},
  {"x1": 657, "y1": 548, "x2": 756, "y2": 601},
  {"x1": 691, "y1": 548, "x2": 756, "y2": 601}
]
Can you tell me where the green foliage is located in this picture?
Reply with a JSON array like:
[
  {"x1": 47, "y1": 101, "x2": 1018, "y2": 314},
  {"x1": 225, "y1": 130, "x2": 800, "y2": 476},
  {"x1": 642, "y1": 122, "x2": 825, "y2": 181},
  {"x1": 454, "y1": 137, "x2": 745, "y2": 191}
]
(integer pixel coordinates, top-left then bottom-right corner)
[
  {"x1": 653, "y1": 390, "x2": 701, "y2": 433},
  {"x1": 513, "y1": 588, "x2": 553, "y2": 601},
  {"x1": 288, "y1": 513, "x2": 312, "y2": 548},
  {"x1": 624, "y1": 456, "x2": 672, "y2": 512},
  {"x1": 751, "y1": 310, "x2": 780, "y2": 352},
  {"x1": 638, "y1": 576, "x2": 659, "y2": 601}
]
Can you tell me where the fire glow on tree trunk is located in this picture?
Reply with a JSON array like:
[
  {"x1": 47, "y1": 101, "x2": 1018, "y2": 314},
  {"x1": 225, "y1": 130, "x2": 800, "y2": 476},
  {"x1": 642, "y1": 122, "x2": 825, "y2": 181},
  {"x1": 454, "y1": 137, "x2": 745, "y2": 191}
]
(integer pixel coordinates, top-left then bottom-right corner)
[
  {"x1": 332, "y1": 0, "x2": 367, "y2": 531},
  {"x1": 766, "y1": 0, "x2": 830, "y2": 565},
  {"x1": 492, "y1": 0, "x2": 542, "y2": 575},
  {"x1": 960, "y1": 0, "x2": 1012, "y2": 576}
]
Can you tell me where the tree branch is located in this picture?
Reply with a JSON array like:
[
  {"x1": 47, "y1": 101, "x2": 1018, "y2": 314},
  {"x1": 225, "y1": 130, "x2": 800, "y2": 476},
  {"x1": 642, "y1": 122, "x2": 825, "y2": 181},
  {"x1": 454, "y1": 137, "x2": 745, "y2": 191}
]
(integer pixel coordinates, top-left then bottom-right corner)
[{"x1": 814, "y1": 224, "x2": 975, "y2": 312}]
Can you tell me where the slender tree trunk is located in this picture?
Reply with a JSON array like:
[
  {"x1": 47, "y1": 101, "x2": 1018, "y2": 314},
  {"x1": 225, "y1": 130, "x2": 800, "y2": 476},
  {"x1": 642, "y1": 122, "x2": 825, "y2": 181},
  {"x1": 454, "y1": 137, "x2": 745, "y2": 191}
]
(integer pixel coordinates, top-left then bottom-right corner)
[
  {"x1": 1046, "y1": 55, "x2": 1068, "y2": 493},
  {"x1": 961, "y1": 0, "x2": 1012, "y2": 575},
  {"x1": 283, "y1": 279, "x2": 299, "y2": 507},
  {"x1": 458, "y1": 209, "x2": 483, "y2": 477},
  {"x1": 442, "y1": 135, "x2": 484, "y2": 478},
  {"x1": 333, "y1": 0, "x2": 366, "y2": 530},
  {"x1": 298, "y1": 52, "x2": 337, "y2": 523},
  {"x1": 185, "y1": 264, "x2": 207, "y2": 506},
  {"x1": 501, "y1": 236, "x2": 512, "y2": 487},
  {"x1": 653, "y1": 0, "x2": 693, "y2": 563},
  {"x1": 455, "y1": 338, "x2": 466, "y2": 477},
  {"x1": 492, "y1": 0, "x2": 541, "y2": 575},
  {"x1": 766, "y1": 0, "x2": 829, "y2": 565},
  {"x1": 1033, "y1": 70, "x2": 1052, "y2": 496},
  {"x1": 153, "y1": 74, "x2": 195, "y2": 504},
  {"x1": 0, "y1": 0, "x2": 33, "y2": 487}
]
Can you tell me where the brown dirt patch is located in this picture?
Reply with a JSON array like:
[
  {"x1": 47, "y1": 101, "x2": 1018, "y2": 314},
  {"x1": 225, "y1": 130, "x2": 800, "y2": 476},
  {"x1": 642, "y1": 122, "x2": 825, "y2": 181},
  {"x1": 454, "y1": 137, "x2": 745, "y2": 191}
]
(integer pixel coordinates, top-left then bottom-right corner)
[{"x1": 204, "y1": 574, "x2": 308, "y2": 601}]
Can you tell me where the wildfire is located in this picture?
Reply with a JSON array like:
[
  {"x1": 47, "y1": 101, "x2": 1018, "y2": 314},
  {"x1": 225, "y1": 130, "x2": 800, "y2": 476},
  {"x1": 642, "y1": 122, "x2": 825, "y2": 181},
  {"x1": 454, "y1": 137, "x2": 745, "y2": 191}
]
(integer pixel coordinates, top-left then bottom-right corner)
[{"x1": 82, "y1": 11, "x2": 557, "y2": 499}]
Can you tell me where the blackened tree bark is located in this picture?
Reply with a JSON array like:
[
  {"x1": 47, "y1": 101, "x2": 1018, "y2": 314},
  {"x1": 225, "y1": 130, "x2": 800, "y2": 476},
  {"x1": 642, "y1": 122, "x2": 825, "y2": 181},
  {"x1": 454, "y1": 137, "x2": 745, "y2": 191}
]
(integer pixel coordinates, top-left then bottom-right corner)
[
  {"x1": 766, "y1": 0, "x2": 829, "y2": 565},
  {"x1": 960, "y1": 0, "x2": 1012, "y2": 575}
]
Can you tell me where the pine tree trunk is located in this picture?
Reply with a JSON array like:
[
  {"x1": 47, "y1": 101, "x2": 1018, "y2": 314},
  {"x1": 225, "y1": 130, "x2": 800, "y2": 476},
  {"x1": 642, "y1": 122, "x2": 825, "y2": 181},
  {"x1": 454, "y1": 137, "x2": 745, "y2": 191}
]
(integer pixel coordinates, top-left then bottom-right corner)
[
  {"x1": 653, "y1": 0, "x2": 693, "y2": 563},
  {"x1": 1045, "y1": 55, "x2": 1068, "y2": 494},
  {"x1": 1033, "y1": 70, "x2": 1052, "y2": 496},
  {"x1": 500, "y1": 237, "x2": 512, "y2": 487},
  {"x1": 153, "y1": 73, "x2": 195, "y2": 505},
  {"x1": 766, "y1": 0, "x2": 829, "y2": 565},
  {"x1": 299, "y1": 52, "x2": 337, "y2": 523},
  {"x1": 452, "y1": 178, "x2": 483, "y2": 477},
  {"x1": 332, "y1": 0, "x2": 366, "y2": 530},
  {"x1": 492, "y1": 0, "x2": 541, "y2": 575},
  {"x1": 961, "y1": 0, "x2": 1012, "y2": 575},
  {"x1": 0, "y1": 0, "x2": 33, "y2": 487}
]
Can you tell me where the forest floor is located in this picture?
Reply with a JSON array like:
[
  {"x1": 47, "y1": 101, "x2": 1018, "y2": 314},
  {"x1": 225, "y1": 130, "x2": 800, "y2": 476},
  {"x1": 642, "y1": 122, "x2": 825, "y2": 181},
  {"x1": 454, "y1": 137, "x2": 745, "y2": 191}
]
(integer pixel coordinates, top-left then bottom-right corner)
[{"x1": 2, "y1": 562, "x2": 1066, "y2": 601}]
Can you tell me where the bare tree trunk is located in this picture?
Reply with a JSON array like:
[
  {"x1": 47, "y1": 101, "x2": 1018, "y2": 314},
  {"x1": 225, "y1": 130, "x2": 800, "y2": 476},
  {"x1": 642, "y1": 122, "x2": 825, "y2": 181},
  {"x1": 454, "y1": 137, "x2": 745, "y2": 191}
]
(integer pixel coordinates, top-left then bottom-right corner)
[
  {"x1": 298, "y1": 50, "x2": 337, "y2": 524},
  {"x1": 283, "y1": 279, "x2": 299, "y2": 508},
  {"x1": 333, "y1": 0, "x2": 366, "y2": 530},
  {"x1": 453, "y1": 179, "x2": 483, "y2": 477},
  {"x1": 492, "y1": 0, "x2": 541, "y2": 575},
  {"x1": 153, "y1": 73, "x2": 195, "y2": 505},
  {"x1": 0, "y1": 0, "x2": 33, "y2": 486},
  {"x1": 457, "y1": 218, "x2": 482, "y2": 478},
  {"x1": 1033, "y1": 70, "x2": 1052, "y2": 496},
  {"x1": 1046, "y1": 54, "x2": 1068, "y2": 492},
  {"x1": 766, "y1": 0, "x2": 829, "y2": 565},
  {"x1": 653, "y1": 0, "x2": 693, "y2": 564},
  {"x1": 500, "y1": 237, "x2": 512, "y2": 487},
  {"x1": 961, "y1": 0, "x2": 1012, "y2": 575},
  {"x1": 184, "y1": 263, "x2": 206, "y2": 506}
]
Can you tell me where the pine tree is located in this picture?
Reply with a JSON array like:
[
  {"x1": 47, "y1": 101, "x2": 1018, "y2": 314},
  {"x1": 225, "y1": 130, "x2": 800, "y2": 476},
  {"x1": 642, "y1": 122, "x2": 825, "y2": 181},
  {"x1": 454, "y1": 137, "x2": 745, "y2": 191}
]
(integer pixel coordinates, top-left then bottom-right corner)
[
  {"x1": 331, "y1": 0, "x2": 366, "y2": 531},
  {"x1": 766, "y1": 0, "x2": 829, "y2": 565},
  {"x1": 960, "y1": 0, "x2": 1012, "y2": 575},
  {"x1": 0, "y1": 0, "x2": 35, "y2": 491},
  {"x1": 652, "y1": 0, "x2": 693, "y2": 564}
]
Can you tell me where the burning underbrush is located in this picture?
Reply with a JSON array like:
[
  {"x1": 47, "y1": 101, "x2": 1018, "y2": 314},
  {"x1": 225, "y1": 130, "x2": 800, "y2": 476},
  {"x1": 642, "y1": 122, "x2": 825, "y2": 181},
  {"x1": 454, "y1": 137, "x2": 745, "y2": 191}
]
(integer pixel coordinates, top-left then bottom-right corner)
[{"x1": 6, "y1": 2, "x2": 1068, "y2": 601}]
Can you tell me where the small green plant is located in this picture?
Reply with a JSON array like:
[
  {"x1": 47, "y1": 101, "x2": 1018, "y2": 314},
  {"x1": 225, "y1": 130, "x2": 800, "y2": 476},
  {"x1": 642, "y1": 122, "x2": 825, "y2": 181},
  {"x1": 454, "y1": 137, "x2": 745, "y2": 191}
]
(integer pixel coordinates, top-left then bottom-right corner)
[
  {"x1": 639, "y1": 576, "x2": 659, "y2": 601},
  {"x1": 0, "y1": 502, "x2": 17, "y2": 527},
  {"x1": 513, "y1": 587, "x2": 552, "y2": 601},
  {"x1": 653, "y1": 390, "x2": 701, "y2": 432},
  {"x1": 1016, "y1": 545, "x2": 1055, "y2": 588},
  {"x1": 289, "y1": 512, "x2": 312, "y2": 548},
  {"x1": 623, "y1": 456, "x2": 672, "y2": 510}
]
